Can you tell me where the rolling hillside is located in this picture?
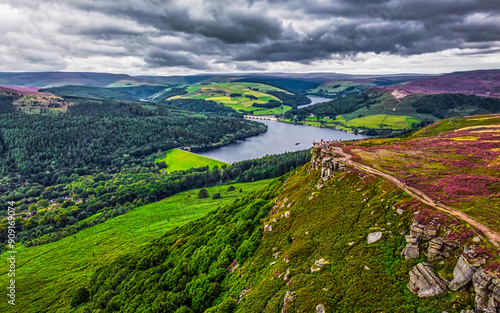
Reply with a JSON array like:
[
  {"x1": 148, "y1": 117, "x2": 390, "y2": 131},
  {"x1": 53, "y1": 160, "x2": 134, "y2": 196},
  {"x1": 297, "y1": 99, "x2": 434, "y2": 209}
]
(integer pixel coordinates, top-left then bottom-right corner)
[
  {"x1": 386, "y1": 69, "x2": 500, "y2": 98},
  {"x1": 1, "y1": 115, "x2": 498, "y2": 312}
]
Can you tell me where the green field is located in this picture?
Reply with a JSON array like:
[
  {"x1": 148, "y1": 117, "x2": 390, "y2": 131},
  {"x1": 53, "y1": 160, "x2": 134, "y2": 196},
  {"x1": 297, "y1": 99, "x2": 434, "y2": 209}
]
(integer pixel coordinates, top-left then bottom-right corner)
[
  {"x1": 169, "y1": 82, "x2": 293, "y2": 115},
  {"x1": 307, "y1": 80, "x2": 372, "y2": 97},
  {"x1": 0, "y1": 180, "x2": 272, "y2": 313},
  {"x1": 346, "y1": 114, "x2": 420, "y2": 129},
  {"x1": 155, "y1": 149, "x2": 228, "y2": 172}
]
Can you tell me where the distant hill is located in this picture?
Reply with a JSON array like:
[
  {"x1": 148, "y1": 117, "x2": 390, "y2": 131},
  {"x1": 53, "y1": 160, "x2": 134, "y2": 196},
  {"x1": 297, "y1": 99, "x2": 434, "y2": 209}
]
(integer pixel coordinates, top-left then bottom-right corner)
[
  {"x1": 39, "y1": 85, "x2": 136, "y2": 100},
  {"x1": 0, "y1": 72, "x2": 160, "y2": 88},
  {"x1": 386, "y1": 69, "x2": 500, "y2": 98}
]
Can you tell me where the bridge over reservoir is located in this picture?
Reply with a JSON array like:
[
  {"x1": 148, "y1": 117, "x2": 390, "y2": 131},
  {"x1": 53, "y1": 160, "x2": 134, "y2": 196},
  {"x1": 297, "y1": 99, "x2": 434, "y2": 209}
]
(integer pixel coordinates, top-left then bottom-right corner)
[{"x1": 244, "y1": 115, "x2": 278, "y2": 121}]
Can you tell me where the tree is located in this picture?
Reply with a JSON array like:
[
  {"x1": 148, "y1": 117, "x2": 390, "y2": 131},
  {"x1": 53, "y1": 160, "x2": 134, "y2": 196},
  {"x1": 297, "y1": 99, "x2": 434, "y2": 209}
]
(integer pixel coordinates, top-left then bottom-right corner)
[
  {"x1": 198, "y1": 188, "x2": 209, "y2": 199},
  {"x1": 70, "y1": 287, "x2": 90, "y2": 307}
]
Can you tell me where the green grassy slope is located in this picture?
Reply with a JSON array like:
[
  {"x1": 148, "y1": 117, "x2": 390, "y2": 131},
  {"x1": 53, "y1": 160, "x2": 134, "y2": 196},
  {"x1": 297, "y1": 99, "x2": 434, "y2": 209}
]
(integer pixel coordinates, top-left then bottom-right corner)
[
  {"x1": 286, "y1": 90, "x2": 500, "y2": 134},
  {"x1": 156, "y1": 149, "x2": 228, "y2": 172},
  {"x1": 0, "y1": 180, "x2": 270, "y2": 313},
  {"x1": 80, "y1": 165, "x2": 478, "y2": 312},
  {"x1": 168, "y1": 82, "x2": 292, "y2": 115}
]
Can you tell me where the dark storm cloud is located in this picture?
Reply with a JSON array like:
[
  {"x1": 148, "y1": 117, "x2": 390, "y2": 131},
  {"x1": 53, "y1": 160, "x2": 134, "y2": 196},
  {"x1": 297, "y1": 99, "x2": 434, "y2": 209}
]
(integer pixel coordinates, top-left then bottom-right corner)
[
  {"x1": 1, "y1": 0, "x2": 499, "y2": 71},
  {"x1": 144, "y1": 50, "x2": 209, "y2": 69}
]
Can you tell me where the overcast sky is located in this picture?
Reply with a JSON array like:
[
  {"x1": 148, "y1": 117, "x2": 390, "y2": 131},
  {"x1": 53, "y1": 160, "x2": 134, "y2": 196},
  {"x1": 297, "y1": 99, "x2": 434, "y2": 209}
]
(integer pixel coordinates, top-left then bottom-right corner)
[{"x1": 1, "y1": 0, "x2": 499, "y2": 75}]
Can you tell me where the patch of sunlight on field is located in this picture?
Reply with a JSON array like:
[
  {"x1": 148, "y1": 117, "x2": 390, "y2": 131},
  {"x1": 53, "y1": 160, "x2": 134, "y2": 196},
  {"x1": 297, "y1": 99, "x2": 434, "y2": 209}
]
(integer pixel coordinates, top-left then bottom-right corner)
[{"x1": 448, "y1": 136, "x2": 480, "y2": 141}]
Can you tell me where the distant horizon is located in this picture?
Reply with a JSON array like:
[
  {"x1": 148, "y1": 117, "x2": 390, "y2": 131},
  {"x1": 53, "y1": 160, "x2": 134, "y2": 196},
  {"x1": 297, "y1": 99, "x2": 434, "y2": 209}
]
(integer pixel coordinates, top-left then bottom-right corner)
[{"x1": 0, "y1": 68, "x2": 499, "y2": 78}]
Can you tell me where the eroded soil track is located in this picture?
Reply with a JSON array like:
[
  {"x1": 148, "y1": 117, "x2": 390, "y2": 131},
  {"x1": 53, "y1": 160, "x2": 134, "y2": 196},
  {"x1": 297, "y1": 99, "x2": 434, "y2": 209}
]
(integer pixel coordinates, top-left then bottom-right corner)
[{"x1": 335, "y1": 148, "x2": 500, "y2": 248}]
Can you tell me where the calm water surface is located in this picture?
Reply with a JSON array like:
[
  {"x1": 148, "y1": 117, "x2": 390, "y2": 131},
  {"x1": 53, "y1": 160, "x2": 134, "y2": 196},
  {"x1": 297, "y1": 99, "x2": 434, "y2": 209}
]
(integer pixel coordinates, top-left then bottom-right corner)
[{"x1": 198, "y1": 119, "x2": 367, "y2": 163}]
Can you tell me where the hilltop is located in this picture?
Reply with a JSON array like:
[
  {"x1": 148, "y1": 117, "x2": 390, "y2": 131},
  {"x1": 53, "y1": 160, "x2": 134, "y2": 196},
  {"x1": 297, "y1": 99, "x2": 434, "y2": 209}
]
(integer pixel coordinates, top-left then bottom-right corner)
[{"x1": 385, "y1": 69, "x2": 500, "y2": 98}]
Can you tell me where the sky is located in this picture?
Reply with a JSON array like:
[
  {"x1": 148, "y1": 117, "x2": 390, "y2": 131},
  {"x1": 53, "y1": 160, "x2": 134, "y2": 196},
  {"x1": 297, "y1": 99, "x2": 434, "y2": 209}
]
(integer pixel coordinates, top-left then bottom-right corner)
[{"x1": 1, "y1": 0, "x2": 499, "y2": 75}]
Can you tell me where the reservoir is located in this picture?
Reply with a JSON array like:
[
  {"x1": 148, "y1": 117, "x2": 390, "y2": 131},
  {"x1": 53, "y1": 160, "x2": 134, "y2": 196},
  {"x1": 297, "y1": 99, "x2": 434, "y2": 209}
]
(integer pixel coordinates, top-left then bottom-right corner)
[
  {"x1": 300, "y1": 96, "x2": 331, "y2": 107},
  {"x1": 198, "y1": 119, "x2": 368, "y2": 163}
]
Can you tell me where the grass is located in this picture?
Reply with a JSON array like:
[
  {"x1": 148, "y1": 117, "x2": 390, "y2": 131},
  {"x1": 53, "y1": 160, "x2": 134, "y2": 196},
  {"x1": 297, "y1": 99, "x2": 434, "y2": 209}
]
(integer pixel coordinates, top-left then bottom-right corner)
[
  {"x1": 346, "y1": 114, "x2": 420, "y2": 129},
  {"x1": 0, "y1": 180, "x2": 271, "y2": 313},
  {"x1": 307, "y1": 80, "x2": 372, "y2": 97},
  {"x1": 155, "y1": 149, "x2": 228, "y2": 173},
  {"x1": 223, "y1": 166, "x2": 475, "y2": 312},
  {"x1": 169, "y1": 82, "x2": 292, "y2": 115}
]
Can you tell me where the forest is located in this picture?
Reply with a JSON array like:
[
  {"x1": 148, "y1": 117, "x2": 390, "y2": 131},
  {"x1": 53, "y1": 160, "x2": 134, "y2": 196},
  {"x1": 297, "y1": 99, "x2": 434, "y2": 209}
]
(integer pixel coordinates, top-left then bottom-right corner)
[
  {"x1": 0, "y1": 96, "x2": 266, "y2": 195},
  {"x1": 0, "y1": 140, "x2": 309, "y2": 250}
]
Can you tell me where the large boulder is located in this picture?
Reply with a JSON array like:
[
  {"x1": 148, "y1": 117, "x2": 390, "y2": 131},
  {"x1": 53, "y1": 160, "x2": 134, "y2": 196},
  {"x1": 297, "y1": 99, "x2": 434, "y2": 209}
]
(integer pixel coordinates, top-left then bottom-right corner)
[
  {"x1": 449, "y1": 255, "x2": 476, "y2": 291},
  {"x1": 403, "y1": 235, "x2": 420, "y2": 259},
  {"x1": 472, "y1": 269, "x2": 493, "y2": 311},
  {"x1": 316, "y1": 304, "x2": 325, "y2": 313},
  {"x1": 408, "y1": 263, "x2": 447, "y2": 297},
  {"x1": 427, "y1": 237, "x2": 444, "y2": 262},
  {"x1": 367, "y1": 232, "x2": 383, "y2": 244}
]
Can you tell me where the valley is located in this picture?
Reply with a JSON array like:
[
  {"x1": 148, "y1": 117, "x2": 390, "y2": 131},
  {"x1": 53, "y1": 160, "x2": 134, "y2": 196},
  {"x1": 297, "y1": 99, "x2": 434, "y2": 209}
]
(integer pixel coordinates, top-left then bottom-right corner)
[{"x1": 0, "y1": 70, "x2": 499, "y2": 313}]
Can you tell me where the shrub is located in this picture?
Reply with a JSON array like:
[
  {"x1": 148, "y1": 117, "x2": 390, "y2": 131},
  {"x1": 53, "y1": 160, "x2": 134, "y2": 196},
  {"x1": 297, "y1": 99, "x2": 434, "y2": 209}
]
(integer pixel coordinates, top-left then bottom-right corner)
[
  {"x1": 227, "y1": 185, "x2": 235, "y2": 192},
  {"x1": 212, "y1": 193, "x2": 221, "y2": 200},
  {"x1": 198, "y1": 188, "x2": 209, "y2": 199},
  {"x1": 70, "y1": 287, "x2": 90, "y2": 307}
]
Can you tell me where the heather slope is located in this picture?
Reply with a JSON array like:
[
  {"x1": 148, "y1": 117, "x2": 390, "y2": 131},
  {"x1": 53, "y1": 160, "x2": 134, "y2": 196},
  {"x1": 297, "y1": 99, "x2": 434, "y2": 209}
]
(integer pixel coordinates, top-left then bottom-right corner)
[{"x1": 345, "y1": 114, "x2": 500, "y2": 233}]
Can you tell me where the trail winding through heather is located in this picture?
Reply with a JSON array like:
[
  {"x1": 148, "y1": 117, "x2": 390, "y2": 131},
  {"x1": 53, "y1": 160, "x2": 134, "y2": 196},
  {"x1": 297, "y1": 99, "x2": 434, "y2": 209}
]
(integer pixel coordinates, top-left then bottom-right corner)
[{"x1": 335, "y1": 148, "x2": 500, "y2": 248}]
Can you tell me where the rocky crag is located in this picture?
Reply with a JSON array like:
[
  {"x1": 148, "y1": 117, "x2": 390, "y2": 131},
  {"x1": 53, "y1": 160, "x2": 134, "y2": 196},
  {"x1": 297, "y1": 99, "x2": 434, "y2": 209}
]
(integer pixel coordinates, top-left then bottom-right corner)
[{"x1": 313, "y1": 143, "x2": 500, "y2": 313}]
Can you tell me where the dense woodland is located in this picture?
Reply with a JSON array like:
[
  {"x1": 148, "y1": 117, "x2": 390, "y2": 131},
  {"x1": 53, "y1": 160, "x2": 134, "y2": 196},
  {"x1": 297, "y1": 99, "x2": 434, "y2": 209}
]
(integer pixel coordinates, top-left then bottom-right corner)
[
  {"x1": 410, "y1": 93, "x2": 500, "y2": 118},
  {"x1": 163, "y1": 98, "x2": 242, "y2": 117},
  {"x1": 0, "y1": 92, "x2": 314, "y2": 251},
  {"x1": 0, "y1": 96, "x2": 266, "y2": 195}
]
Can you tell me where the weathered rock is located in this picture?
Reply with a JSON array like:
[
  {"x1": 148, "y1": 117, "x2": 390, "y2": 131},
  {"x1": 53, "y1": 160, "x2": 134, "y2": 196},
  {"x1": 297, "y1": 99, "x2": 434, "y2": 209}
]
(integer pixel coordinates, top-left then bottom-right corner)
[
  {"x1": 403, "y1": 243, "x2": 421, "y2": 260},
  {"x1": 449, "y1": 255, "x2": 476, "y2": 291},
  {"x1": 408, "y1": 263, "x2": 447, "y2": 297},
  {"x1": 282, "y1": 291, "x2": 295, "y2": 313},
  {"x1": 403, "y1": 234, "x2": 421, "y2": 259},
  {"x1": 264, "y1": 224, "x2": 273, "y2": 232},
  {"x1": 314, "y1": 258, "x2": 331, "y2": 267},
  {"x1": 460, "y1": 310, "x2": 474, "y2": 313},
  {"x1": 472, "y1": 269, "x2": 493, "y2": 311},
  {"x1": 410, "y1": 223, "x2": 425, "y2": 239},
  {"x1": 405, "y1": 235, "x2": 419, "y2": 244},
  {"x1": 428, "y1": 237, "x2": 444, "y2": 262},
  {"x1": 367, "y1": 232, "x2": 383, "y2": 244},
  {"x1": 316, "y1": 303, "x2": 325, "y2": 313},
  {"x1": 422, "y1": 227, "x2": 438, "y2": 241},
  {"x1": 489, "y1": 279, "x2": 500, "y2": 310},
  {"x1": 283, "y1": 268, "x2": 290, "y2": 281},
  {"x1": 237, "y1": 288, "x2": 251, "y2": 304}
]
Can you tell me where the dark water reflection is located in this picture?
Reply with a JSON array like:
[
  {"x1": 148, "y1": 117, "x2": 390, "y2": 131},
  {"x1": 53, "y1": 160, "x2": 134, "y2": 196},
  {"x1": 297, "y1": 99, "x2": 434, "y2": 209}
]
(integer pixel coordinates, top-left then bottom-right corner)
[{"x1": 198, "y1": 119, "x2": 368, "y2": 163}]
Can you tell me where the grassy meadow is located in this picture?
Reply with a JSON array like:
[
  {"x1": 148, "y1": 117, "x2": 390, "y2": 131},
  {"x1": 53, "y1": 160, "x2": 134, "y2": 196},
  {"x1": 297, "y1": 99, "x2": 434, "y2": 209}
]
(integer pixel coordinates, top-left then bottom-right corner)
[
  {"x1": 346, "y1": 114, "x2": 420, "y2": 129},
  {"x1": 155, "y1": 149, "x2": 228, "y2": 173},
  {"x1": 169, "y1": 82, "x2": 292, "y2": 115},
  {"x1": 0, "y1": 180, "x2": 271, "y2": 313}
]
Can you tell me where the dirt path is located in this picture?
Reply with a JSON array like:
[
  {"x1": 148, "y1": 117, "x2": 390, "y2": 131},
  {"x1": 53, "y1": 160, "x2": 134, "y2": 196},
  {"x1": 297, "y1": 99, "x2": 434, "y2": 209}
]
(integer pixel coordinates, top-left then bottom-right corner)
[{"x1": 335, "y1": 148, "x2": 500, "y2": 248}]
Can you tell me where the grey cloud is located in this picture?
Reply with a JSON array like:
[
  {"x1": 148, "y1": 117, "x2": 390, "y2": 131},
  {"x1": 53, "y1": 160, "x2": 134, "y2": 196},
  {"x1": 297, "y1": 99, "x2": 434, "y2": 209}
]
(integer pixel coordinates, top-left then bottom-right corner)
[
  {"x1": 144, "y1": 50, "x2": 209, "y2": 69},
  {"x1": 0, "y1": 0, "x2": 499, "y2": 72}
]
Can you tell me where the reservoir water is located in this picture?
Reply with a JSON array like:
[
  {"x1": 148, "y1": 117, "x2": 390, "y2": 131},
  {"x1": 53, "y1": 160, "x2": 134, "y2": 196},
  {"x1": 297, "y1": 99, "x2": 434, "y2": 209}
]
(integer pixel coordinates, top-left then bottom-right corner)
[
  {"x1": 300, "y1": 96, "x2": 331, "y2": 107},
  {"x1": 198, "y1": 119, "x2": 367, "y2": 163}
]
